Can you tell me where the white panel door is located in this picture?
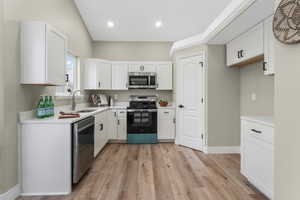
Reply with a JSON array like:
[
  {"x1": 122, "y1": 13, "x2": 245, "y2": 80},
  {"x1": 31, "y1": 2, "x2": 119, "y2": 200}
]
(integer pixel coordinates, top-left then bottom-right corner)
[
  {"x1": 112, "y1": 63, "x2": 129, "y2": 90},
  {"x1": 156, "y1": 63, "x2": 173, "y2": 90},
  {"x1": 97, "y1": 61, "x2": 112, "y2": 90},
  {"x1": 177, "y1": 55, "x2": 204, "y2": 151},
  {"x1": 46, "y1": 28, "x2": 66, "y2": 85}
]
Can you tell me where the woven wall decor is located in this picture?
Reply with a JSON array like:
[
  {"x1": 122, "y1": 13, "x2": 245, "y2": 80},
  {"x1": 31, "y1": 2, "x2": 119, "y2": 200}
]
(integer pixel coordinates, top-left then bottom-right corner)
[{"x1": 273, "y1": 0, "x2": 300, "y2": 44}]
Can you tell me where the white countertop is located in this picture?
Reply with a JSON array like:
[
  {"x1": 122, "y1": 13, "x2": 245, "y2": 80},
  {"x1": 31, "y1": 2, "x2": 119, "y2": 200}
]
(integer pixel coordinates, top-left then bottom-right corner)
[
  {"x1": 19, "y1": 103, "x2": 175, "y2": 125},
  {"x1": 20, "y1": 105, "x2": 127, "y2": 125},
  {"x1": 241, "y1": 116, "x2": 274, "y2": 127}
]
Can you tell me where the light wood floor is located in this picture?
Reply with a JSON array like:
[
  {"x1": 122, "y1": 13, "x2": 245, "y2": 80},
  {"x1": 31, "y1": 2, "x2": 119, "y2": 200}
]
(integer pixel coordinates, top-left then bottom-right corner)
[{"x1": 18, "y1": 143, "x2": 268, "y2": 200}]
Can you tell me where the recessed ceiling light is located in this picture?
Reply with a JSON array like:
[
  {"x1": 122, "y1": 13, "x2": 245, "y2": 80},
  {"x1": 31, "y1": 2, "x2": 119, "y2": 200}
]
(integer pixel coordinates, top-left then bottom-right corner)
[
  {"x1": 155, "y1": 21, "x2": 163, "y2": 28},
  {"x1": 107, "y1": 21, "x2": 115, "y2": 28}
]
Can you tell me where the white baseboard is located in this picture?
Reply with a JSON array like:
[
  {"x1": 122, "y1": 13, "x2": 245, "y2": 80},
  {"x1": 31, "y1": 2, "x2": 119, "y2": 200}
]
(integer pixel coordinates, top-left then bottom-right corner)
[
  {"x1": 0, "y1": 184, "x2": 20, "y2": 200},
  {"x1": 205, "y1": 146, "x2": 240, "y2": 154}
]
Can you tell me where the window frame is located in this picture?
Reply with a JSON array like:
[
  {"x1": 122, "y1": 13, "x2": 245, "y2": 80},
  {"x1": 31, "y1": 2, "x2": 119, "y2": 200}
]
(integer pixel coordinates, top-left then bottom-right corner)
[{"x1": 55, "y1": 51, "x2": 82, "y2": 99}]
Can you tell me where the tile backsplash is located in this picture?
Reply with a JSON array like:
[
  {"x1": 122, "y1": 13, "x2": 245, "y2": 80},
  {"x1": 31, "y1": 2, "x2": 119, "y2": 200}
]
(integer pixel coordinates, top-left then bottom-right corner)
[{"x1": 87, "y1": 90, "x2": 173, "y2": 103}]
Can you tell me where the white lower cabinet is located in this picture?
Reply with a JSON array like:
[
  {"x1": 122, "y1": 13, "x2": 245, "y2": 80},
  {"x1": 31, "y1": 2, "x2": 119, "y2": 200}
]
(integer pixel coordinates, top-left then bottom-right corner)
[
  {"x1": 108, "y1": 109, "x2": 127, "y2": 140},
  {"x1": 158, "y1": 109, "x2": 175, "y2": 140},
  {"x1": 241, "y1": 118, "x2": 273, "y2": 199},
  {"x1": 94, "y1": 111, "x2": 109, "y2": 157},
  {"x1": 108, "y1": 110, "x2": 118, "y2": 139},
  {"x1": 117, "y1": 110, "x2": 127, "y2": 140}
]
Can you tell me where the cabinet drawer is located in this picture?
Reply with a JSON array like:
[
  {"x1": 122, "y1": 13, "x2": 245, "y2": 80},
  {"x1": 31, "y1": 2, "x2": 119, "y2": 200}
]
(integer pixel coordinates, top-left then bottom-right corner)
[
  {"x1": 158, "y1": 109, "x2": 175, "y2": 119},
  {"x1": 243, "y1": 121, "x2": 273, "y2": 144},
  {"x1": 117, "y1": 110, "x2": 127, "y2": 118}
]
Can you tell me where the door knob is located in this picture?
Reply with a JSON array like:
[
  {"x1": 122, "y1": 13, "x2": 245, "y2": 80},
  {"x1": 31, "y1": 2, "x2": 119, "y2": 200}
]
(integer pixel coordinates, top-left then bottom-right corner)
[{"x1": 178, "y1": 105, "x2": 184, "y2": 108}]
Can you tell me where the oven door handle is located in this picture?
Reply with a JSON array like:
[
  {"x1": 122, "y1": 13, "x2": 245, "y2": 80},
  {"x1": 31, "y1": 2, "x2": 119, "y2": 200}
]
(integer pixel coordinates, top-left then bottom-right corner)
[{"x1": 127, "y1": 109, "x2": 157, "y2": 113}]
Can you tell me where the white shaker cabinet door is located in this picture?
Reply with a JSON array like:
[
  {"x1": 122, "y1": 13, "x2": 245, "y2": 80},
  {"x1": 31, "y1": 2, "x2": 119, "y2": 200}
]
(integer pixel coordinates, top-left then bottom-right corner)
[
  {"x1": 117, "y1": 110, "x2": 127, "y2": 140},
  {"x1": 108, "y1": 110, "x2": 118, "y2": 140},
  {"x1": 97, "y1": 61, "x2": 112, "y2": 90},
  {"x1": 46, "y1": 28, "x2": 66, "y2": 85},
  {"x1": 84, "y1": 59, "x2": 99, "y2": 89},
  {"x1": 263, "y1": 15, "x2": 275, "y2": 75},
  {"x1": 158, "y1": 109, "x2": 175, "y2": 140},
  {"x1": 156, "y1": 63, "x2": 173, "y2": 90},
  {"x1": 112, "y1": 63, "x2": 129, "y2": 90}
]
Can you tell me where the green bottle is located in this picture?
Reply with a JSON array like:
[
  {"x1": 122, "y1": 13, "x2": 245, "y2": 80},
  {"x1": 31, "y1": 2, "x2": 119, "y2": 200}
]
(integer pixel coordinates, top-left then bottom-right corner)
[
  {"x1": 44, "y1": 96, "x2": 50, "y2": 118},
  {"x1": 36, "y1": 96, "x2": 45, "y2": 119},
  {"x1": 49, "y1": 96, "x2": 54, "y2": 117}
]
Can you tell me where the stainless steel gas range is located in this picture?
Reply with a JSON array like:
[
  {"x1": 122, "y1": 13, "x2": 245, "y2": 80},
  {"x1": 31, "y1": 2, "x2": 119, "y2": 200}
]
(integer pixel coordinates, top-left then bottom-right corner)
[{"x1": 127, "y1": 95, "x2": 158, "y2": 144}]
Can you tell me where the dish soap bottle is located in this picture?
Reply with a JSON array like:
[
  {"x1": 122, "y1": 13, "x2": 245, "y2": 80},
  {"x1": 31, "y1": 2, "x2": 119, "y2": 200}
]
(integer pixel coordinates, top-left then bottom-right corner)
[{"x1": 36, "y1": 96, "x2": 45, "y2": 119}]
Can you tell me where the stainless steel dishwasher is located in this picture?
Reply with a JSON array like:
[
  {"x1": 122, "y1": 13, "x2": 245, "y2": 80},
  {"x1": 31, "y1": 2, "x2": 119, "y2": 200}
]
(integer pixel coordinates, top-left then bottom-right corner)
[{"x1": 72, "y1": 116, "x2": 95, "y2": 184}]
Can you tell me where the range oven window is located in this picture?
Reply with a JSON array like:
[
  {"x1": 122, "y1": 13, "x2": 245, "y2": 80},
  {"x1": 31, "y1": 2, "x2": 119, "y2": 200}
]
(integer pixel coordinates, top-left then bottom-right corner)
[
  {"x1": 129, "y1": 76, "x2": 149, "y2": 86},
  {"x1": 127, "y1": 111, "x2": 157, "y2": 134}
]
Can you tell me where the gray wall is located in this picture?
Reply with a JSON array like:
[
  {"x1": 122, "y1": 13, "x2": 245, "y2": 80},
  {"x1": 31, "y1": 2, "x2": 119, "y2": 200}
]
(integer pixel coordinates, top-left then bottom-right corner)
[
  {"x1": 92, "y1": 41, "x2": 173, "y2": 102},
  {"x1": 240, "y1": 61, "x2": 274, "y2": 116},
  {"x1": 274, "y1": 1, "x2": 300, "y2": 199},
  {"x1": 93, "y1": 41, "x2": 173, "y2": 61},
  {"x1": 206, "y1": 45, "x2": 240, "y2": 147},
  {"x1": 0, "y1": 0, "x2": 5, "y2": 194},
  {"x1": 1, "y1": 0, "x2": 93, "y2": 194}
]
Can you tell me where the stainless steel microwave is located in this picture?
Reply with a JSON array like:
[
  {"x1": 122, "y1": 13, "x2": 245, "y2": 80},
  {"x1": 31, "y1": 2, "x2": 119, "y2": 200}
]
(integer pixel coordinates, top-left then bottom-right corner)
[{"x1": 128, "y1": 72, "x2": 157, "y2": 89}]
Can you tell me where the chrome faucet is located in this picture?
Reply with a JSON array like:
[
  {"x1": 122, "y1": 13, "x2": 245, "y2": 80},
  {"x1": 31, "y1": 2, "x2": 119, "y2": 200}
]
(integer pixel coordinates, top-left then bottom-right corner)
[{"x1": 72, "y1": 90, "x2": 81, "y2": 111}]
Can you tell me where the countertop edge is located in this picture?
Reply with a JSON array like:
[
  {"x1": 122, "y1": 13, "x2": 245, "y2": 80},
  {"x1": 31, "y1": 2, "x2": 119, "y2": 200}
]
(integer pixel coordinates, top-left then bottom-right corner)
[{"x1": 241, "y1": 116, "x2": 274, "y2": 127}]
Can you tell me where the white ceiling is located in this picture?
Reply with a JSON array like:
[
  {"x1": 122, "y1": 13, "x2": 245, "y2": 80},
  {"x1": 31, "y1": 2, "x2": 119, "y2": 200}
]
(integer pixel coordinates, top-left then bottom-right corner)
[{"x1": 74, "y1": 0, "x2": 232, "y2": 42}]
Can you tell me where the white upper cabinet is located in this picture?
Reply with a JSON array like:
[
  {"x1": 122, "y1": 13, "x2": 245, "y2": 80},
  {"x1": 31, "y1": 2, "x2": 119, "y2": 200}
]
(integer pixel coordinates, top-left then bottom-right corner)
[
  {"x1": 84, "y1": 59, "x2": 112, "y2": 90},
  {"x1": 263, "y1": 16, "x2": 275, "y2": 75},
  {"x1": 129, "y1": 63, "x2": 156, "y2": 72},
  {"x1": 21, "y1": 22, "x2": 67, "y2": 85},
  {"x1": 227, "y1": 22, "x2": 264, "y2": 67},
  {"x1": 85, "y1": 60, "x2": 173, "y2": 90},
  {"x1": 112, "y1": 63, "x2": 129, "y2": 90},
  {"x1": 156, "y1": 63, "x2": 173, "y2": 90}
]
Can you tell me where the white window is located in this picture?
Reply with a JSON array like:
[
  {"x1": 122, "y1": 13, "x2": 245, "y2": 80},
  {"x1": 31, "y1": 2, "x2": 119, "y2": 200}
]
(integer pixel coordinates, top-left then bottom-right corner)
[{"x1": 56, "y1": 52, "x2": 80, "y2": 97}]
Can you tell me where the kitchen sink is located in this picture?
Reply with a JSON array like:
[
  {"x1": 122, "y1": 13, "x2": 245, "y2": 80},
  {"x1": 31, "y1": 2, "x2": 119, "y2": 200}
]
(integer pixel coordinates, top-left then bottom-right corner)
[{"x1": 76, "y1": 109, "x2": 98, "y2": 113}]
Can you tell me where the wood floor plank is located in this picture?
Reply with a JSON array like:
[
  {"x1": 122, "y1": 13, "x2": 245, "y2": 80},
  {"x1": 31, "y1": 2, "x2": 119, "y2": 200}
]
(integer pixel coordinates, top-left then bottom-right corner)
[
  {"x1": 18, "y1": 143, "x2": 268, "y2": 200},
  {"x1": 118, "y1": 145, "x2": 139, "y2": 200},
  {"x1": 136, "y1": 145, "x2": 156, "y2": 200},
  {"x1": 151, "y1": 144, "x2": 175, "y2": 200}
]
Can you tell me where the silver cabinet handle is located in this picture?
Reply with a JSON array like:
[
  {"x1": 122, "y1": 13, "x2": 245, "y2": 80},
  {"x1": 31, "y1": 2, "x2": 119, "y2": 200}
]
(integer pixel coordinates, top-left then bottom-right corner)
[
  {"x1": 98, "y1": 82, "x2": 101, "y2": 88},
  {"x1": 117, "y1": 119, "x2": 120, "y2": 125},
  {"x1": 164, "y1": 112, "x2": 170, "y2": 114},
  {"x1": 140, "y1": 65, "x2": 144, "y2": 71},
  {"x1": 173, "y1": 118, "x2": 176, "y2": 124}
]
